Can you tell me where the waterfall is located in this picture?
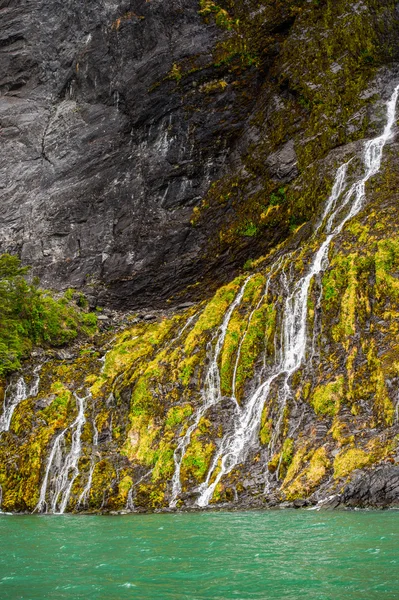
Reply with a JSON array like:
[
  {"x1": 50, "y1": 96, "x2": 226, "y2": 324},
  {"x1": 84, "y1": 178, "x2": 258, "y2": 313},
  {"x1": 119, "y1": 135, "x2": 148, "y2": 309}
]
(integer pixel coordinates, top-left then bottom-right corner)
[
  {"x1": 231, "y1": 256, "x2": 285, "y2": 406},
  {"x1": 126, "y1": 487, "x2": 134, "y2": 511},
  {"x1": 195, "y1": 84, "x2": 399, "y2": 507},
  {"x1": 35, "y1": 392, "x2": 89, "y2": 514},
  {"x1": 0, "y1": 364, "x2": 42, "y2": 433},
  {"x1": 76, "y1": 463, "x2": 95, "y2": 510},
  {"x1": 169, "y1": 278, "x2": 252, "y2": 507},
  {"x1": 125, "y1": 469, "x2": 152, "y2": 511},
  {"x1": 76, "y1": 421, "x2": 99, "y2": 510}
]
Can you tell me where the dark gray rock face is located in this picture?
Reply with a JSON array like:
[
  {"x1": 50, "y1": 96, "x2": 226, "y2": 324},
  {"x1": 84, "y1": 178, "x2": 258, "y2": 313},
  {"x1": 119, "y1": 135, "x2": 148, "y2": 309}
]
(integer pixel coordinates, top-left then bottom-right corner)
[
  {"x1": 0, "y1": 0, "x2": 261, "y2": 307},
  {"x1": 333, "y1": 466, "x2": 399, "y2": 509}
]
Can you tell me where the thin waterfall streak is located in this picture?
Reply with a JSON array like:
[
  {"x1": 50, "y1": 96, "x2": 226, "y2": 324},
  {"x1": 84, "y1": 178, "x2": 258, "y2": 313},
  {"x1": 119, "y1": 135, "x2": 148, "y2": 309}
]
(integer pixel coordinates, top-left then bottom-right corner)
[
  {"x1": 268, "y1": 377, "x2": 290, "y2": 460},
  {"x1": 196, "y1": 83, "x2": 399, "y2": 507},
  {"x1": 308, "y1": 277, "x2": 324, "y2": 368},
  {"x1": 0, "y1": 363, "x2": 43, "y2": 434},
  {"x1": 126, "y1": 487, "x2": 134, "y2": 511},
  {"x1": 52, "y1": 393, "x2": 87, "y2": 514},
  {"x1": 35, "y1": 392, "x2": 89, "y2": 514},
  {"x1": 197, "y1": 375, "x2": 278, "y2": 506},
  {"x1": 125, "y1": 469, "x2": 153, "y2": 511},
  {"x1": 319, "y1": 162, "x2": 349, "y2": 233},
  {"x1": 168, "y1": 310, "x2": 201, "y2": 349},
  {"x1": 77, "y1": 463, "x2": 95, "y2": 509},
  {"x1": 34, "y1": 429, "x2": 66, "y2": 513},
  {"x1": 169, "y1": 277, "x2": 252, "y2": 507},
  {"x1": 76, "y1": 423, "x2": 99, "y2": 509},
  {"x1": 232, "y1": 256, "x2": 285, "y2": 402},
  {"x1": 93, "y1": 420, "x2": 99, "y2": 446},
  {"x1": 0, "y1": 378, "x2": 26, "y2": 433}
]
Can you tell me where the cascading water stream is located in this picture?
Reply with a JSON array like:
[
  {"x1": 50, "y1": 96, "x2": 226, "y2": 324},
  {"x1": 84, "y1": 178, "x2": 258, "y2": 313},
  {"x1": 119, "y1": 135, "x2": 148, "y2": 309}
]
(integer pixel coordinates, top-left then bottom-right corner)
[
  {"x1": 0, "y1": 363, "x2": 42, "y2": 433},
  {"x1": 125, "y1": 469, "x2": 153, "y2": 511},
  {"x1": 35, "y1": 392, "x2": 89, "y2": 514},
  {"x1": 169, "y1": 278, "x2": 252, "y2": 507},
  {"x1": 76, "y1": 420, "x2": 99, "y2": 510},
  {"x1": 230, "y1": 257, "x2": 284, "y2": 405},
  {"x1": 195, "y1": 84, "x2": 399, "y2": 507}
]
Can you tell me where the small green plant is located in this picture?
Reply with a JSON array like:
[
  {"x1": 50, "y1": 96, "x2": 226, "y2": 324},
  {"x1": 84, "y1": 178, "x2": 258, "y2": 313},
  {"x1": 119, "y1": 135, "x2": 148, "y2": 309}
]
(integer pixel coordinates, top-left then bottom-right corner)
[
  {"x1": 269, "y1": 187, "x2": 287, "y2": 206},
  {"x1": 289, "y1": 215, "x2": 306, "y2": 232},
  {"x1": 359, "y1": 49, "x2": 374, "y2": 65},
  {"x1": 169, "y1": 63, "x2": 182, "y2": 82},
  {"x1": 199, "y1": 1, "x2": 236, "y2": 31},
  {"x1": 243, "y1": 258, "x2": 254, "y2": 271},
  {"x1": 239, "y1": 221, "x2": 259, "y2": 237}
]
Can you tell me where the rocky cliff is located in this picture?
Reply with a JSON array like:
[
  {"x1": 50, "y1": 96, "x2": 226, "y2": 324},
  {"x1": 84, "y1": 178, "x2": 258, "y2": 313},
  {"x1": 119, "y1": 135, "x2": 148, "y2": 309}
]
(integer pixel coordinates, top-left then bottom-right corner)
[{"x1": 1, "y1": 0, "x2": 399, "y2": 513}]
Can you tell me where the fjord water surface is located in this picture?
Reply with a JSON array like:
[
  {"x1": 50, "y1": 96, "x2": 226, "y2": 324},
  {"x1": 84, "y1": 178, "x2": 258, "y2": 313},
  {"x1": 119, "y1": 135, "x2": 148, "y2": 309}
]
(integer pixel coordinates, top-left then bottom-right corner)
[{"x1": 0, "y1": 511, "x2": 398, "y2": 599}]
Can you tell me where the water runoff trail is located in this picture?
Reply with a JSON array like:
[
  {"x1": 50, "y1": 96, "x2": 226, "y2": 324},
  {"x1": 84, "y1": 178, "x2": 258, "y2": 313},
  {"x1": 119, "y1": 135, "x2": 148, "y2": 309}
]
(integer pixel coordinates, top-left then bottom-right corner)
[
  {"x1": 35, "y1": 392, "x2": 90, "y2": 514},
  {"x1": 0, "y1": 364, "x2": 42, "y2": 434},
  {"x1": 188, "y1": 84, "x2": 399, "y2": 507},
  {"x1": 169, "y1": 278, "x2": 252, "y2": 507}
]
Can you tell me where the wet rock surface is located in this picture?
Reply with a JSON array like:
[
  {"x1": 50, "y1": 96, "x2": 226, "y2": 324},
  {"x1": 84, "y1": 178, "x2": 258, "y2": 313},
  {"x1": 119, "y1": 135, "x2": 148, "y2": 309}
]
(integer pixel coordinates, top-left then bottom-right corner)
[
  {"x1": 336, "y1": 466, "x2": 399, "y2": 509},
  {"x1": 2, "y1": 1, "x2": 399, "y2": 513},
  {"x1": 0, "y1": 0, "x2": 264, "y2": 308}
]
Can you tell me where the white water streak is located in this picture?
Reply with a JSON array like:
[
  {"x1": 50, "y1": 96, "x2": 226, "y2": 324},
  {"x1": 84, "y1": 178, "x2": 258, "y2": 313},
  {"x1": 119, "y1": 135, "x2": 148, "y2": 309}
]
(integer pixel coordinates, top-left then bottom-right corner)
[
  {"x1": 169, "y1": 278, "x2": 252, "y2": 507},
  {"x1": 35, "y1": 392, "x2": 89, "y2": 514},
  {"x1": 196, "y1": 84, "x2": 399, "y2": 507},
  {"x1": 0, "y1": 364, "x2": 42, "y2": 433},
  {"x1": 76, "y1": 421, "x2": 99, "y2": 509},
  {"x1": 125, "y1": 469, "x2": 152, "y2": 511}
]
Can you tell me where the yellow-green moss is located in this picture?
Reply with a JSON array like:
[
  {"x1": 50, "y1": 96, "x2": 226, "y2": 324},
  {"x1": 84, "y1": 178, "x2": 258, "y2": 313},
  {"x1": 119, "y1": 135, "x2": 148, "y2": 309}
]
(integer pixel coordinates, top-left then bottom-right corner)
[
  {"x1": 333, "y1": 447, "x2": 372, "y2": 479},
  {"x1": 184, "y1": 277, "x2": 245, "y2": 355},
  {"x1": 89, "y1": 460, "x2": 116, "y2": 508},
  {"x1": 181, "y1": 418, "x2": 215, "y2": 485},
  {"x1": 235, "y1": 303, "x2": 276, "y2": 400},
  {"x1": 259, "y1": 406, "x2": 272, "y2": 446},
  {"x1": 284, "y1": 447, "x2": 331, "y2": 500},
  {"x1": 165, "y1": 404, "x2": 193, "y2": 429},
  {"x1": 123, "y1": 415, "x2": 159, "y2": 465},
  {"x1": 311, "y1": 376, "x2": 344, "y2": 417}
]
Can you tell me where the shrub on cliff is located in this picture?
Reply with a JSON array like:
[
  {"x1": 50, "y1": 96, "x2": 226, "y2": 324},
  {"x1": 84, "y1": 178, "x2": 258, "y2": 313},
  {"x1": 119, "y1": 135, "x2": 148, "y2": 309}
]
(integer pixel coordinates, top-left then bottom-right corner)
[{"x1": 0, "y1": 254, "x2": 97, "y2": 376}]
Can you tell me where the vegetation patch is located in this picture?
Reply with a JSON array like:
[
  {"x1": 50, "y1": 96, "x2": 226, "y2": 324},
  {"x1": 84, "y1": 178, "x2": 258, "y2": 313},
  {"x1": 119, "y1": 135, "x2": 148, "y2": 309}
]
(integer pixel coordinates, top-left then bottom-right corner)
[
  {"x1": 311, "y1": 377, "x2": 344, "y2": 417},
  {"x1": 0, "y1": 254, "x2": 97, "y2": 377}
]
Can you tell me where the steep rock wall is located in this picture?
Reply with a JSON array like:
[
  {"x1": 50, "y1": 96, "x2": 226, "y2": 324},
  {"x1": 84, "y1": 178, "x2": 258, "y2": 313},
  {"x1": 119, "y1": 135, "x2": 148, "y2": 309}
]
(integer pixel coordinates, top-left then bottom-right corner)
[
  {"x1": 1, "y1": 1, "x2": 399, "y2": 512},
  {"x1": 3, "y1": 0, "x2": 399, "y2": 308}
]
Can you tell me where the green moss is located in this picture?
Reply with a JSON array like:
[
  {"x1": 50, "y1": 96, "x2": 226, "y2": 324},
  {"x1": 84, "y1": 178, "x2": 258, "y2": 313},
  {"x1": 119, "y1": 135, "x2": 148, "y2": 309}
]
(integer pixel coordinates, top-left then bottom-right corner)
[
  {"x1": 268, "y1": 437, "x2": 294, "y2": 479},
  {"x1": 311, "y1": 376, "x2": 344, "y2": 417},
  {"x1": 39, "y1": 382, "x2": 72, "y2": 426},
  {"x1": 333, "y1": 447, "x2": 372, "y2": 479},
  {"x1": 123, "y1": 415, "x2": 159, "y2": 466},
  {"x1": 235, "y1": 303, "x2": 275, "y2": 400},
  {"x1": 152, "y1": 433, "x2": 176, "y2": 482},
  {"x1": 165, "y1": 404, "x2": 193, "y2": 429},
  {"x1": 181, "y1": 418, "x2": 215, "y2": 485},
  {"x1": 284, "y1": 447, "x2": 331, "y2": 500},
  {"x1": 220, "y1": 309, "x2": 246, "y2": 396},
  {"x1": 282, "y1": 438, "x2": 294, "y2": 467},
  {"x1": 177, "y1": 355, "x2": 201, "y2": 387},
  {"x1": 113, "y1": 475, "x2": 133, "y2": 509},
  {"x1": 135, "y1": 482, "x2": 166, "y2": 509},
  {"x1": 375, "y1": 238, "x2": 399, "y2": 302},
  {"x1": 259, "y1": 406, "x2": 272, "y2": 446},
  {"x1": 184, "y1": 277, "x2": 245, "y2": 355},
  {"x1": 89, "y1": 460, "x2": 116, "y2": 508},
  {"x1": 238, "y1": 221, "x2": 259, "y2": 238}
]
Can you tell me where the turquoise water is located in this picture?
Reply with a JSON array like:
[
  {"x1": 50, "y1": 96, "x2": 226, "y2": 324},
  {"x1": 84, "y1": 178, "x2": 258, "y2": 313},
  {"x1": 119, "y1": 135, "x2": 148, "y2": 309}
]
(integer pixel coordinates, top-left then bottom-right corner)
[{"x1": 0, "y1": 511, "x2": 398, "y2": 599}]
